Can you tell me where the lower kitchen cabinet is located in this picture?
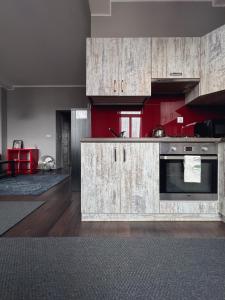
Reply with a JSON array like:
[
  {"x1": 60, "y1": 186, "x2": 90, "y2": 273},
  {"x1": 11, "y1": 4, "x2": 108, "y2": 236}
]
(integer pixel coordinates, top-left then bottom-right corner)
[
  {"x1": 81, "y1": 143, "x2": 121, "y2": 214},
  {"x1": 160, "y1": 201, "x2": 218, "y2": 214},
  {"x1": 81, "y1": 142, "x2": 160, "y2": 217},
  {"x1": 120, "y1": 143, "x2": 159, "y2": 213},
  {"x1": 218, "y1": 143, "x2": 225, "y2": 218}
]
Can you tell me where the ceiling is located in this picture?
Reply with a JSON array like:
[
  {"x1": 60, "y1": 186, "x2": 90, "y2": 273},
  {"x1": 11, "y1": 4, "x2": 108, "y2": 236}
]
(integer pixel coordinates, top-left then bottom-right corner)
[{"x1": 0, "y1": 0, "x2": 90, "y2": 87}]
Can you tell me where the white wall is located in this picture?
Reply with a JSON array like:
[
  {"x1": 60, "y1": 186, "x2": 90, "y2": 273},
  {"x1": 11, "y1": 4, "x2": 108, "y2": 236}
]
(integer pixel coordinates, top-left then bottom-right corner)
[{"x1": 7, "y1": 87, "x2": 88, "y2": 160}]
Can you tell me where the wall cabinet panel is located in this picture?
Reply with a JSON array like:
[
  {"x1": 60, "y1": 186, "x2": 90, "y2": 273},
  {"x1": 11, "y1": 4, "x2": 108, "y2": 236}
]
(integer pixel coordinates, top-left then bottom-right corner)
[
  {"x1": 86, "y1": 38, "x2": 152, "y2": 97},
  {"x1": 86, "y1": 38, "x2": 120, "y2": 96},
  {"x1": 200, "y1": 25, "x2": 225, "y2": 96},
  {"x1": 152, "y1": 37, "x2": 200, "y2": 79}
]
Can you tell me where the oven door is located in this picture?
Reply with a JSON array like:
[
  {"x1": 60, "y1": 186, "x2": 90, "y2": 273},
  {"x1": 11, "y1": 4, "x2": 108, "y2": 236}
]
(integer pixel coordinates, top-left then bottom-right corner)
[{"x1": 160, "y1": 155, "x2": 218, "y2": 201}]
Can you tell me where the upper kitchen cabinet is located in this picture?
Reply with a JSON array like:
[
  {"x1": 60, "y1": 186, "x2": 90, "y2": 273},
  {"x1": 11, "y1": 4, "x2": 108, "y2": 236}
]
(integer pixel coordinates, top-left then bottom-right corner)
[
  {"x1": 152, "y1": 37, "x2": 200, "y2": 79},
  {"x1": 200, "y1": 25, "x2": 225, "y2": 96},
  {"x1": 86, "y1": 38, "x2": 120, "y2": 96},
  {"x1": 86, "y1": 38, "x2": 152, "y2": 97},
  {"x1": 119, "y1": 38, "x2": 152, "y2": 96}
]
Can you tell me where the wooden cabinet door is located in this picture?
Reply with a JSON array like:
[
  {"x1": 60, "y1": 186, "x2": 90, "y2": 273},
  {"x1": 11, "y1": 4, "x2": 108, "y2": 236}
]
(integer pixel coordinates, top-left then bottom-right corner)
[
  {"x1": 200, "y1": 25, "x2": 225, "y2": 96},
  {"x1": 218, "y1": 143, "x2": 225, "y2": 217},
  {"x1": 152, "y1": 37, "x2": 200, "y2": 79},
  {"x1": 86, "y1": 38, "x2": 120, "y2": 96},
  {"x1": 119, "y1": 38, "x2": 152, "y2": 96},
  {"x1": 120, "y1": 143, "x2": 160, "y2": 214},
  {"x1": 81, "y1": 143, "x2": 121, "y2": 214}
]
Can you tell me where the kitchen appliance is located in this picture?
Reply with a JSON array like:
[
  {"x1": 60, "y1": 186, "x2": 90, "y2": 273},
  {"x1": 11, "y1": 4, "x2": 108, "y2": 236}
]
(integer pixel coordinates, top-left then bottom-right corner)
[
  {"x1": 152, "y1": 126, "x2": 166, "y2": 138},
  {"x1": 194, "y1": 119, "x2": 225, "y2": 138},
  {"x1": 160, "y1": 143, "x2": 218, "y2": 201}
]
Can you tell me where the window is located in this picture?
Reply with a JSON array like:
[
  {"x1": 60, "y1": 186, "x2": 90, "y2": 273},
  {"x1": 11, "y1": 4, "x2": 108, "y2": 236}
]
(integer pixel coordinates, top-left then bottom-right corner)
[{"x1": 119, "y1": 111, "x2": 142, "y2": 138}]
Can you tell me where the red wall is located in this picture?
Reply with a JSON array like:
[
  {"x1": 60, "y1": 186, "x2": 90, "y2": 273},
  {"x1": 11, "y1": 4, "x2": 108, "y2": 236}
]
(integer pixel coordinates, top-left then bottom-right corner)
[{"x1": 91, "y1": 96, "x2": 225, "y2": 137}]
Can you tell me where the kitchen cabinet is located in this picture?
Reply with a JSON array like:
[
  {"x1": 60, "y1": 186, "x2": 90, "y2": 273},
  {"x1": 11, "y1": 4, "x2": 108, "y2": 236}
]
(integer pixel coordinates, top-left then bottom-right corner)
[
  {"x1": 86, "y1": 38, "x2": 152, "y2": 96},
  {"x1": 86, "y1": 38, "x2": 120, "y2": 96},
  {"x1": 81, "y1": 142, "x2": 159, "y2": 217},
  {"x1": 81, "y1": 143, "x2": 121, "y2": 214},
  {"x1": 200, "y1": 24, "x2": 225, "y2": 96},
  {"x1": 120, "y1": 143, "x2": 159, "y2": 213},
  {"x1": 218, "y1": 143, "x2": 225, "y2": 218},
  {"x1": 160, "y1": 201, "x2": 218, "y2": 215},
  {"x1": 152, "y1": 37, "x2": 200, "y2": 79}
]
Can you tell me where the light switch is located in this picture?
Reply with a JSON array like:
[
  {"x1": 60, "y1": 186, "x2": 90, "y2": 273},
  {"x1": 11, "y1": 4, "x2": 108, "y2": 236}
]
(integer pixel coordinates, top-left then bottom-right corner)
[{"x1": 177, "y1": 117, "x2": 184, "y2": 124}]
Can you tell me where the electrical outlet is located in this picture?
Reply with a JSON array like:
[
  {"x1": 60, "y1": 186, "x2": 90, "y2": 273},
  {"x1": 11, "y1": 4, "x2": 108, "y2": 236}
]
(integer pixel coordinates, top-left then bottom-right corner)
[{"x1": 177, "y1": 117, "x2": 184, "y2": 124}]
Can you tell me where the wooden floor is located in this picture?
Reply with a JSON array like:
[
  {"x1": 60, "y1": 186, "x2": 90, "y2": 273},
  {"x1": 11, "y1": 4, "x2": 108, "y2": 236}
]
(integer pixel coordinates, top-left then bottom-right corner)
[{"x1": 47, "y1": 193, "x2": 225, "y2": 238}]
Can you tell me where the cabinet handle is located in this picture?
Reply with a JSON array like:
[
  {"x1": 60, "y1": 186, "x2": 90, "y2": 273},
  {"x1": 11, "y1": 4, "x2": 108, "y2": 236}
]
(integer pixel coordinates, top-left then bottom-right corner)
[
  {"x1": 123, "y1": 148, "x2": 126, "y2": 162},
  {"x1": 169, "y1": 72, "x2": 183, "y2": 76},
  {"x1": 113, "y1": 80, "x2": 117, "y2": 93},
  {"x1": 114, "y1": 148, "x2": 117, "y2": 162},
  {"x1": 121, "y1": 80, "x2": 124, "y2": 93}
]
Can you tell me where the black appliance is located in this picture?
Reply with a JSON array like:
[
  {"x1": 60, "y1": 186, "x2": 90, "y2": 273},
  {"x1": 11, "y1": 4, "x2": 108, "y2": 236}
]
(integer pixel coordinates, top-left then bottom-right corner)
[
  {"x1": 160, "y1": 143, "x2": 218, "y2": 201},
  {"x1": 194, "y1": 119, "x2": 225, "y2": 138}
]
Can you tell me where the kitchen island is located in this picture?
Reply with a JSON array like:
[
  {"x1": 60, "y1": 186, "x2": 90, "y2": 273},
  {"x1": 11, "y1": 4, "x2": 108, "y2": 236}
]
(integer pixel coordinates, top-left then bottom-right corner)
[{"x1": 81, "y1": 138, "x2": 225, "y2": 222}]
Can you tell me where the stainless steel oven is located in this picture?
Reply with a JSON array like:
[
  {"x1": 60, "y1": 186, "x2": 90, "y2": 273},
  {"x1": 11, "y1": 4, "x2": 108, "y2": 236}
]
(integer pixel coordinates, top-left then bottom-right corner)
[{"x1": 160, "y1": 143, "x2": 218, "y2": 201}]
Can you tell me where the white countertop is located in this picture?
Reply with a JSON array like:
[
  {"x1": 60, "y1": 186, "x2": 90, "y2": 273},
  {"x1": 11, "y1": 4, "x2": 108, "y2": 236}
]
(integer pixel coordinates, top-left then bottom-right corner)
[{"x1": 81, "y1": 137, "x2": 223, "y2": 143}]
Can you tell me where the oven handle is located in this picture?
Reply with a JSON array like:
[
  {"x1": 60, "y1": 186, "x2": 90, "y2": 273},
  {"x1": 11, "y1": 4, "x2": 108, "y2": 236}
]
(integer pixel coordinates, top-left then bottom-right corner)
[{"x1": 160, "y1": 155, "x2": 218, "y2": 160}]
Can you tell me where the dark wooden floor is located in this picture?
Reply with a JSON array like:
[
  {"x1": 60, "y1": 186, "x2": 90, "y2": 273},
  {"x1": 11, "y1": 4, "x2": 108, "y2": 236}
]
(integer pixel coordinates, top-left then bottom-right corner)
[{"x1": 47, "y1": 193, "x2": 225, "y2": 238}]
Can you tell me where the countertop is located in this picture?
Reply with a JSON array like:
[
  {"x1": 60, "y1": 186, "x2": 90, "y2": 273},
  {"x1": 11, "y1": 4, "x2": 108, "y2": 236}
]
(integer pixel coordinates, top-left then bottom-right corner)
[{"x1": 81, "y1": 137, "x2": 224, "y2": 143}]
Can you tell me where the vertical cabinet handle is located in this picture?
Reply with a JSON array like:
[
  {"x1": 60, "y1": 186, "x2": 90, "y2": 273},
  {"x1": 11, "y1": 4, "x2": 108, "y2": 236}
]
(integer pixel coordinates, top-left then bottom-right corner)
[
  {"x1": 114, "y1": 148, "x2": 117, "y2": 162},
  {"x1": 121, "y1": 80, "x2": 124, "y2": 93},
  {"x1": 113, "y1": 80, "x2": 117, "y2": 93},
  {"x1": 123, "y1": 148, "x2": 126, "y2": 162}
]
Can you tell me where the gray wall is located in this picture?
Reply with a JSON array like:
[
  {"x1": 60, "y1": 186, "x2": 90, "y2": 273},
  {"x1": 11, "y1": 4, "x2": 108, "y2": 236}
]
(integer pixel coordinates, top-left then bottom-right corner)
[
  {"x1": 0, "y1": 88, "x2": 7, "y2": 158},
  {"x1": 92, "y1": 2, "x2": 225, "y2": 37},
  {"x1": 7, "y1": 87, "x2": 89, "y2": 160},
  {"x1": 0, "y1": 0, "x2": 90, "y2": 86}
]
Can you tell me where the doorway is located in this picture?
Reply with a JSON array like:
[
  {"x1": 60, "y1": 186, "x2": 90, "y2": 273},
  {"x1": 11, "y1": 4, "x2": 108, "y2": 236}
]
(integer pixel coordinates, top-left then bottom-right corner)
[{"x1": 56, "y1": 111, "x2": 71, "y2": 171}]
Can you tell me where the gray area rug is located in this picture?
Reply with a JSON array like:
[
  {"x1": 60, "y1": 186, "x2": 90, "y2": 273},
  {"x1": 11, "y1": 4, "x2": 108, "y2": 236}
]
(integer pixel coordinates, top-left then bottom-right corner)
[
  {"x1": 0, "y1": 237, "x2": 225, "y2": 300},
  {"x1": 0, "y1": 201, "x2": 44, "y2": 235},
  {"x1": 0, "y1": 174, "x2": 69, "y2": 195}
]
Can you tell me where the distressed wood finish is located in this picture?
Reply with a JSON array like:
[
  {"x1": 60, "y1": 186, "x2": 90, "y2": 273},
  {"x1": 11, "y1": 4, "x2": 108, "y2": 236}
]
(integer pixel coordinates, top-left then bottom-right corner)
[
  {"x1": 82, "y1": 214, "x2": 220, "y2": 222},
  {"x1": 160, "y1": 201, "x2": 218, "y2": 215},
  {"x1": 120, "y1": 143, "x2": 159, "y2": 214},
  {"x1": 81, "y1": 143, "x2": 121, "y2": 214},
  {"x1": 86, "y1": 38, "x2": 120, "y2": 96},
  {"x1": 152, "y1": 37, "x2": 200, "y2": 79},
  {"x1": 86, "y1": 38, "x2": 152, "y2": 96},
  {"x1": 200, "y1": 25, "x2": 225, "y2": 96},
  {"x1": 119, "y1": 38, "x2": 151, "y2": 96}
]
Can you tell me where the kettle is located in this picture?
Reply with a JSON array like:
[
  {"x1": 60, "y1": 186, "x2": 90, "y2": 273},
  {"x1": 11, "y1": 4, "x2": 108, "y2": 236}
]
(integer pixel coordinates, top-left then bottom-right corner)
[{"x1": 152, "y1": 125, "x2": 166, "y2": 138}]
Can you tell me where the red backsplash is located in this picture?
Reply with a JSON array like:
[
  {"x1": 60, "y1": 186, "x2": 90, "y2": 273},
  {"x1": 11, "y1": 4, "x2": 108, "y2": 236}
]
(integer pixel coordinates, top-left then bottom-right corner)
[{"x1": 91, "y1": 96, "x2": 225, "y2": 137}]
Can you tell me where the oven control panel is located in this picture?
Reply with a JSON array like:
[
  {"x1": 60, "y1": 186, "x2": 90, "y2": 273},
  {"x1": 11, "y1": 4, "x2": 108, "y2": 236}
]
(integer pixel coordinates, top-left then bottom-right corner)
[{"x1": 160, "y1": 143, "x2": 218, "y2": 155}]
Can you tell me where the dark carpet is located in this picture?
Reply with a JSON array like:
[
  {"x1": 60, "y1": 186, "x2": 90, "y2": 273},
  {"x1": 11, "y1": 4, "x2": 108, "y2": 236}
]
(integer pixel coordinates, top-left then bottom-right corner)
[
  {"x1": 0, "y1": 174, "x2": 69, "y2": 195},
  {"x1": 0, "y1": 237, "x2": 225, "y2": 300},
  {"x1": 0, "y1": 201, "x2": 44, "y2": 235}
]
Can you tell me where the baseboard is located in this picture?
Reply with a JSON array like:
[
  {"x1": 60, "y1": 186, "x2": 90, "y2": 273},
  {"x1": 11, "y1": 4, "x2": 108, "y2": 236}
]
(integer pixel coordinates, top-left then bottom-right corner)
[{"x1": 82, "y1": 213, "x2": 221, "y2": 222}]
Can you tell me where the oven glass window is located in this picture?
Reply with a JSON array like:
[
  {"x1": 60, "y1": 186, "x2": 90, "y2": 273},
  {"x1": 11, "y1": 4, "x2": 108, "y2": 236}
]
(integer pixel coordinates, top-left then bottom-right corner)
[{"x1": 160, "y1": 159, "x2": 217, "y2": 194}]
